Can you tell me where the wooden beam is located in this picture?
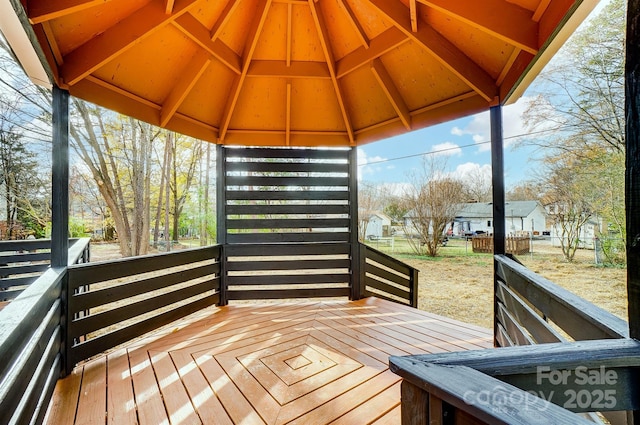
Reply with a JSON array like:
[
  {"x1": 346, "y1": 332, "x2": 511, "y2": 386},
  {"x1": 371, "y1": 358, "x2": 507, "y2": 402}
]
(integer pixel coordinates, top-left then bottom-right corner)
[
  {"x1": 28, "y1": 0, "x2": 112, "y2": 24},
  {"x1": 160, "y1": 50, "x2": 211, "y2": 127},
  {"x1": 309, "y1": 0, "x2": 354, "y2": 144},
  {"x1": 173, "y1": 13, "x2": 242, "y2": 74},
  {"x1": 336, "y1": 27, "x2": 407, "y2": 78},
  {"x1": 219, "y1": 0, "x2": 272, "y2": 142},
  {"x1": 337, "y1": 0, "x2": 370, "y2": 48},
  {"x1": 369, "y1": 0, "x2": 497, "y2": 102},
  {"x1": 287, "y1": 3, "x2": 293, "y2": 66},
  {"x1": 247, "y1": 60, "x2": 330, "y2": 78},
  {"x1": 416, "y1": 0, "x2": 538, "y2": 54},
  {"x1": 60, "y1": 0, "x2": 197, "y2": 86},
  {"x1": 165, "y1": 0, "x2": 175, "y2": 14},
  {"x1": 532, "y1": 0, "x2": 552, "y2": 22},
  {"x1": 286, "y1": 81, "x2": 292, "y2": 146},
  {"x1": 409, "y1": 0, "x2": 418, "y2": 32},
  {"x1": 370, "y1": 58, "x2": 410, "y2": 129},
  {"x1": 210, "y1": 0, "x2": 241, "y2": 41}
]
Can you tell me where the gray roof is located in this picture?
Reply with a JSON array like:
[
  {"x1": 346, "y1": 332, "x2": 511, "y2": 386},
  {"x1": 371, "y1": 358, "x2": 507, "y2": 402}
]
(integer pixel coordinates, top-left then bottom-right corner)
[{"x1": 455, "y1": 201, "x2": 540, "y2": 219}]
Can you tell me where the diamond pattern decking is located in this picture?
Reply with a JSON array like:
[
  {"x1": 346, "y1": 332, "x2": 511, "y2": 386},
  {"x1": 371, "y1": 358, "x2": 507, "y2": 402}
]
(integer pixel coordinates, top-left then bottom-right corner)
[{"x1": 45, "y1": 297, "x2": 492, "y2": 425}]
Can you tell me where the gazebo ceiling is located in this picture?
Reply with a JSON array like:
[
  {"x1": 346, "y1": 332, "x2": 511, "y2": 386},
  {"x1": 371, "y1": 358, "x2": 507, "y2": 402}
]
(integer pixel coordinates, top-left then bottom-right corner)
[{"x1": 3, "y1": 0, "x2": 596, "y2": 147}]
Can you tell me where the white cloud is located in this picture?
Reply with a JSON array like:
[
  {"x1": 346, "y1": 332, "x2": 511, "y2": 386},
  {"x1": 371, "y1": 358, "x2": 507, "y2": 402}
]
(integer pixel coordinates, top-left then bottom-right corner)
[
  {"x1": 431, "y1": 142, "x2": 462, "y2": 157},
  {"x1": 452, "y1": 162, "x2": 492, "y2": 181},
  {"x1": 450, "y1": 127, "x2": 465, "y2": 136},
  {"x1": 357, "y1": 148, "x2": 389, "y2": 180}
]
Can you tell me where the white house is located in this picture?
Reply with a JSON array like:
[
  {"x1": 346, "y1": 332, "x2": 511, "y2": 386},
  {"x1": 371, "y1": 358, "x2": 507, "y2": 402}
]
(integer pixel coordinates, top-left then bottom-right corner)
[
  {"x1": 448, "y1": 201, "x2": 548, "y2": 236},
  {"x1": 550, "y1": 217, "x2": 602, "y2": 249},
  {"x1": 365, "y1": 212, "x2": 392, "y2": 239}
]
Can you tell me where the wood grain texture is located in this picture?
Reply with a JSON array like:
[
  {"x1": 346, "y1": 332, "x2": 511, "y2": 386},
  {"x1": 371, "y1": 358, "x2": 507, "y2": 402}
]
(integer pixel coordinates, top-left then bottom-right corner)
[{"x1": 46, "y1": 297, "x2": 492, "y2": 424}]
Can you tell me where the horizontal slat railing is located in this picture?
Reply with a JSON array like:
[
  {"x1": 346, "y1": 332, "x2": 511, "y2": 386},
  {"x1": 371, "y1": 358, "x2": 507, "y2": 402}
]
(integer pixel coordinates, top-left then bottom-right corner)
[
  {"x1": 361, "y1": 244, "x2": 419, "y2": 307},
  {"x1": 494, "y1": 254, "x2": 628, "y2": 345},
  {"x1": 390, "y1": 339, "x2": 640, "y2": 424},
  {"x1": 65, "y1": 245, "x2": 222, "y2": 374},
  {"x1": 0, "y1": 238, "x2": 89, "y2": 307},
  {"x1": 0, "y1": 267, "x2": 66, "y2": 425}
]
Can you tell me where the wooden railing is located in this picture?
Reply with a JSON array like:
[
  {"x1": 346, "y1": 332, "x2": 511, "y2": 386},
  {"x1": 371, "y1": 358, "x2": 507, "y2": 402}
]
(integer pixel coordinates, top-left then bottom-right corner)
[
  {"x1": 390, "y1": 253, "x2": 635, "y2": 424},
  {"x1": 472, "y1": 236, "x2": 530, "y2": 255},
  {"x1": 65, "y1": 245, "x2": 222, "y2": 374},
  {"x1": 0, "y1": 238, "x2": 90, "y2": 307},
  {"x1": 0, "y1": 239, "x2": 90, "y2": 425},
  {"x1": 360, "y1": 244, "x2": 419, "y2": 307}
]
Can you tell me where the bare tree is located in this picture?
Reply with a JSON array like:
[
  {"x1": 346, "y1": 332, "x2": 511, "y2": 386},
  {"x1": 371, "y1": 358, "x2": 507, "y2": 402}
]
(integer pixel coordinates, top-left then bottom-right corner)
[
  {"x1": 403, "y1": 158, "x2": 465, "y2": 256},
  {"x1": 358, "y1": 182, "x2": 382, "y2": 241}
]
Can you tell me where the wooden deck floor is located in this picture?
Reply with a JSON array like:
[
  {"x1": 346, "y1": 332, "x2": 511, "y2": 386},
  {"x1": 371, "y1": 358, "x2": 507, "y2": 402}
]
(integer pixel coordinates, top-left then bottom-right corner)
[{"x1": 45, "y1": 297, "x2": 492, "y2": 425}]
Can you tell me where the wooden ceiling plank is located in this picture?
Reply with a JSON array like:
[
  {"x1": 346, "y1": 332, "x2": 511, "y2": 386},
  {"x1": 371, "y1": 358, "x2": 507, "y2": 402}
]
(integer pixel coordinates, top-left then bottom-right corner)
[
  {"x1": 371, "y1": 58, "x2": 410, "y2": 130},
  {"x1": 286, "y1": 81, "x2": 292, "y2": 146},
  {"x1": 308, "y1": 0, "x2": 355, "y2": 144},
  {"x1": 60, "y1": 0, "x2": 197, "y2": 86},
  {"x1": 28, "y1": 0, "x2": 112, "y2": 24},
  {"x1": 416, "y1": 0, "x2": 539, "y2": 54},
  {"x1": 409, "y1": 0, "x2": 418, "y2": 32},
  {"x1": 287, "y1": 3, "x2": 293, "y2": 66},
  {"x1": 496, "y1": 48, "x2": 521, "y2": 86},
  {"x1": 174, "y1": 14, "x2": 242, "y2": 74},
  {"x1": 211, "y1": 0, "x2": 242, "y2": 41},
  {"x1": 336, "y1": 27, "x2": 408, "y2": 78},
  {"x1": 369, "y1": 0, "x2": 497, "y2": 102},
  {"x1": 160, "y1": 50, "x2": 211, "y2": 127},
  {"x1": 219, "y1": 0, "x2": 272, "y2": 142},
  {"x1": 247, "y1": 60, "x2": 330, "y2": 78},
  {"x1": 165, "y1": 0, "x2": 175, "y2": 15},
  {"x1": 532, "y1": 0, "x2": 552, "y2": 22},
  {"x1": 337, "y1": 0, "x2": 370, "y2": 48}
]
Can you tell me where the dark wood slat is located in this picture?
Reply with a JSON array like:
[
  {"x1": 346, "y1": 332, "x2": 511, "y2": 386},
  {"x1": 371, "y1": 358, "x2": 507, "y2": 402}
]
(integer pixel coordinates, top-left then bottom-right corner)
[
  {"x1": 227, "y1": 258, "x2": 350, "y2": 271},
  {"x1": 68, "y1": 246, "x2": 220, "y2": 290},
  {"x1": 224, "y1": 147, "x2": 349, "y2": 160},
  {"x1": 364, "y1": 246, "x2": 412, "y2": 276},
  {"x1": 0, "y1": 240, "x2": 54, "y2": 252},
  {"x1": 0, "y1": 288, "x2": 25, "y2": 301},
  {"x1": 495, "y1": 254, "x2": 628, "y2": 340},
  {"x1": 225, "y1": 242, "x2": 350, "y2": 257},
  {"x1": 0, "y1": 263, "x2": 49, "y2": 275},
  {"x1": 496, "y1": 282, "x2": 564, "y2": 344},
  {"x1": 31, "y1": 353, "x2": 62, "y2": 425},
  {"x1": 0, "y1": 275, "x2": 40, "y2": 287},
  {"x1": 0, "y1": 301, "x2": 61, "y2": 425},
  {"x1": 227, "y1": 287, "x2": 350, "y2": 300},
  {"x1": 226, "y1": 218, "x2": 350, "y2": 229},
  {"x1": 0, "y1": 252, "x2": 51, "y2": 264},
  {"x1": 226, "y1": 232, "x2": 350, "y2": 243},
  {"x1": 363, "y1": 290, "x2": 411, "y2": 306},
  {"x1": 365, "y1": 276, "x2": 410, "y2": 300},
  {"x1": 70, "y1": 280, "x2": 218, "y2": 336},
  {"x1": 68, "y1": 294, "x2": 219, "y2": 371},
  {"x1": 226, "y1": 273, "x2": 350, "y2": 285},
  {"x1": 496, "y1": 323, "x2": 514, "y2": 347},
  {"x1": 496, "y1": 303, "x2": 534, "y2": 346},
  {"x1": 226, "y1": 203, "x2": 350, "y2": 216},
  {"x1": 225, "y1": 160, "x2": 349, "y2": 174},
  {"x1": 365, "y1": 262, "x2": 410, "y2": 288},
  {"x1": 226, "y1": 190, "x2": 349, "y2": 201},
  {"x1": 226, "y1": 175, "x2": 349, "y2": 187},
  {"x1": 71, "y1": 263, "x2": 220, "y2": 312}
]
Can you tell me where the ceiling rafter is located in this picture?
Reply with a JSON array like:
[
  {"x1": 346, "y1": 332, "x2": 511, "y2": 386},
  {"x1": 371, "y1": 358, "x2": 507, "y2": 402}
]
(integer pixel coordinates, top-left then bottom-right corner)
[
  {"x1": 210, "y1": 0, "x2": 241, "y2": 41},
  {"x1": 369, "y1": 0, "x2": 497, "y2": 102},
  {"x1": 532, "y1": 0, "x2": 552, "y2": 22},
  {"x1": 27, "y1": 0, "x2": 112, "y2": 24},
  {"x1": 336, "y1": 0, "x2": 370, "y2": 49},
  {"x1": 165, "y1": 0, "x2": 175, "y2": 14},
  {"x1": 308, "y1": 0, "x2": 355, "y2": 144},
  {"x1": 219, "y1": 0, "x2": 273, "y2": 142},
  {"x1": 287, "y1": 3, "x2": 293, "y2": 66},
  {"x1": 336, "y1": 27, "x2": 408, "y2": 78},
  {"x1": 286, "y1": 81, "x2": 292, "y2": 145},
  {"x1": 247, "y1": 60, "x2": 331, "y2": 78},
  {"x1": 416, "y1": 0, "x2": 539, "y2": 54},
  {"x1": 409, "y1": 0, "x2": 418, "y2": 32},
  {"x1": 60, "y1": 0, "x2": 197, "y2": 86},
  {"x1": 160, "y1": 50, "x2": 210, "y2": 127},
  {"x1": 371, "y1": 58, "x2": 410, "y2": 129},
  {"x1": 173, "y1": 13, "x2": 242, "y2": 74}
]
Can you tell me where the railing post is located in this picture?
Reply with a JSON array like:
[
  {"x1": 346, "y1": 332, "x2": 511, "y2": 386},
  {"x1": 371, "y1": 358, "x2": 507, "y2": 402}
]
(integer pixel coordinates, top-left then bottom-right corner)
[
  {"x1": 491, "y1": 104, "x2": 505, "y2": 348},
  {"x1": 216, "y1": 145, "x2": 228, "y2": 306},
  {"x1": 349, "y1": 147, "x2": 361, "y2": 300},
  {"x1": 410, "y1": 267, "x2": 419, "y2": 308}
]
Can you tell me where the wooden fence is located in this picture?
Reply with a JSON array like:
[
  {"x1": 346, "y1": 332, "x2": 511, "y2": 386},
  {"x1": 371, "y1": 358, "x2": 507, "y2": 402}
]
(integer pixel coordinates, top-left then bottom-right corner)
[
  {"x1": 361, "y1": 244, "x2": 419, "y2": 307},
  {"x1": 472, "y1": 235, "x2": 530, "y2": 255}
]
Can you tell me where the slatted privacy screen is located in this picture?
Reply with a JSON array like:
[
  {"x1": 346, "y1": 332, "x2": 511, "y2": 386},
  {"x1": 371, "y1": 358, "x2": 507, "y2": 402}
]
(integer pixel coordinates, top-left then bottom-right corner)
[{"x1": 222, "y1": 147, "x2": 353, "y2": 300}]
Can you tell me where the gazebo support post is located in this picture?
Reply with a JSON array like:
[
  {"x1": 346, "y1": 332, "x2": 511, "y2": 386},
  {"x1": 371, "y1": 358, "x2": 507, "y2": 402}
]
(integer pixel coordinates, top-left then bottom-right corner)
[
  {"x1": 490, "y1": 104, "x2": 506, "y2": 347},
  {"x1": 349, "y1": 147, "x2": 363, "y2": 300},
  {"x1": 216, "y1": 144, "x2": 227, "y2": 306},
  {"x1": 625, "y1": 1, "x2": 640, "y2": 422},
  {"x1": 51, "y1": 86, "x2": 69, "y2": 268}
]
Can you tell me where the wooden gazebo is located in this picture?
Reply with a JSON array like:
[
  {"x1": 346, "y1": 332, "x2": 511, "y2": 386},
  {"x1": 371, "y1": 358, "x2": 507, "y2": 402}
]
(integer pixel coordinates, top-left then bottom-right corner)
[{"x1": 1, "y1": 0, "x2": 639, "y2": 423}]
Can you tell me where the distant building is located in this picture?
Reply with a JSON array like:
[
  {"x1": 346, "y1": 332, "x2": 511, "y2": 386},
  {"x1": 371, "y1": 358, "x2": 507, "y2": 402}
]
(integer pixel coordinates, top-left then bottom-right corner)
[
  {"x1": 449, "y1": 201, "x2": 548, "y2": 236},
  {"x1": 549, "y1": 216, "x2": 602, "y2": 249},
  {"x1": 365, "y1": 212, "x2": 392, "y2": 239}
]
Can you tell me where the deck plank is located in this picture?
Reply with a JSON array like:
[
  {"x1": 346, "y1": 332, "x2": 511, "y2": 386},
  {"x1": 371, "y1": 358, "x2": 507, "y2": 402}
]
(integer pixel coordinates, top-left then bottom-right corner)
[{"x1": 46, "y1": 298, "x2": 493, "y2": 425}]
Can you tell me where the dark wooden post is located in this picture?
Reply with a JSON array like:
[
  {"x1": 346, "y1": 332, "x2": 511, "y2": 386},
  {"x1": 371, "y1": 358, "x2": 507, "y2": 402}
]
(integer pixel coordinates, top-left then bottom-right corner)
[
  {"x1": 349, "y1": 147, "x2": 362, "y2": 300},
  {"x1": 51, "y1": 86, "x2": 69, "y2": 268},
  {"x1": 626, "y1": 2, "x2": 640, "y2": 422},
  {"x1": 216, "y1": 144, "x2": 228, "y2": 305},
  {"x1": 491, "y1": 104, "x2": 505, "y2": 347}
]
